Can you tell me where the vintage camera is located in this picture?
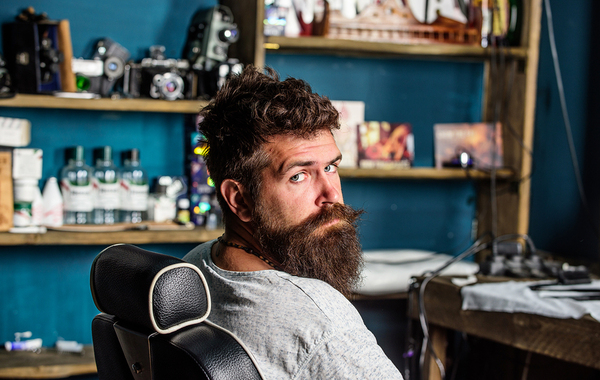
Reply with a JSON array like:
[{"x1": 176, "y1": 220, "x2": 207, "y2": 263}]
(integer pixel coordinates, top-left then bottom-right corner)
[
  {"x1": 196, "y1": 58, "x2": 243, "y2": 99},
  {"x1": 2, "y1": 8, "x2": 64, "y2": 93},
  {"x1": 183, "y1": 5, "x2": 239, "y2": 71},
  {"x1": 72, "y1": 38, "x2": 130, "y2": 97},
  {"x1": 182, "y1": 5, "x2": 241, "y2": 99},
  {"x1": 0, "y1": 54, "x2": 14, "y2": 98},
  {"x1": 124, "y1": 45, "x2": 192, "y2": 101}
]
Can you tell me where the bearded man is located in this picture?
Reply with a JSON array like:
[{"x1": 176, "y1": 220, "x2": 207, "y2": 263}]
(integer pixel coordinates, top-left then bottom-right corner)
[{"x1": 184, "y1": 66, "x2": 403, "y2": 379}]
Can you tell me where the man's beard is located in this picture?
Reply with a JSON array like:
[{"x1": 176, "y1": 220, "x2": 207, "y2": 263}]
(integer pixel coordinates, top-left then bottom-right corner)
[{"x1": 252, "y1": 201, "x2": 364, "y2": 297}]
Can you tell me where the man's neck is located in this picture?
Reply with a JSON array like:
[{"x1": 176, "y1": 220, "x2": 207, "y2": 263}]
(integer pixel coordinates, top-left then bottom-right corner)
[{"x1": 211, "y1": 223, "x2": 273, "y2": 272}]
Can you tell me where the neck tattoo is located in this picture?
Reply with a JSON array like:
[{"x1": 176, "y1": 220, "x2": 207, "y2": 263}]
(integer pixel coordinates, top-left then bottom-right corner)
[{"x1": 217, "y1": 236, "x2": 283, "y2": 271}]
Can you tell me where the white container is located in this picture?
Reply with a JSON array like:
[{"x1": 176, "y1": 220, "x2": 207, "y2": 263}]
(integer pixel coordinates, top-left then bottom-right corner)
[
  {"x1": 13, "y1": 201, "x2": 32, "y2": 227},
  {"x1": 42, "y1": 177, "x2": 63, "y2": 227},
  {"x1": 12, "y1": 148, "x2": 43, "y2": 179},
  {"x1": 13, "y1": 178, "x2": 39, "y2": 202},
  {"x1": 31, "y1": 186, "x2": 43, "y2": 226}
]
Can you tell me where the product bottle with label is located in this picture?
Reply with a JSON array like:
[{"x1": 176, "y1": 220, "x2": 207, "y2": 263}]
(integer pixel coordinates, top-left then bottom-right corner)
[
  {"x1": 119, "y1": 149, "x2": 149, "y2": 223},
  {"x1": 92, "y1": 146, "x2": 120, "y2": 224},
  {"x1": 60, "y1": 146, "x2": 93, "y2": 224},
  {"x1": 42, "y1": 177, "x2": 63, "y2": 227},
  {"x1": 13, "y1": 178, "x2": 38, "y2": 227}
]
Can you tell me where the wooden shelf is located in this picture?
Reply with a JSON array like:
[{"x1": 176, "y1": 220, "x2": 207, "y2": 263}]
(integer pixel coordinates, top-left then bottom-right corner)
[
  {"x1": 0, "y1": 94, "x2": 209, "y2": 113},
  {"x1": 0, "y1": 226, "x2": 223, "y2": 246},
  {"x1": 264, "y1": 36, "x2": 528, "y2": 60},
  {"x1": 0, "y1": 345, "x2": 96, "y2": 379},
  {"x1": 339, "y1": 167, "x2": 514, "y2": 180},
  {"x1": 0, "y1": 168, "x2": 511, "y2": 246}
]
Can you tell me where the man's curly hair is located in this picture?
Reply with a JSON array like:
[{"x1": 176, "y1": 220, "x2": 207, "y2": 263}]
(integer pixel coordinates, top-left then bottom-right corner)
[{"x1": 197, "y1": 66, "x2": 340, "y2": 218}]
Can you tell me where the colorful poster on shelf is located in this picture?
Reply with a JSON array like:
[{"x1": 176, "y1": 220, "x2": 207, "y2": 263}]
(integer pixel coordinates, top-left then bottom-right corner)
[
  {"x1": 358, "y1": 121, "x2": 414, "y2": 169},
  {"x1": 433, "y1": 122, "x2": 503, "y2": 169},
  {"x1": 330, "y1": 100, "x2": 365, "y2": 169}
]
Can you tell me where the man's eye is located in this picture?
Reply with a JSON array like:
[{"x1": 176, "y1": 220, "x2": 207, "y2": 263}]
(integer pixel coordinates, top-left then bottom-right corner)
[
  {"x1": 324, "y1": 164, "x2": 338, "y2": 173},
  {"x1": 290, "y1": 172, "x2": 307, "y2": 182}
]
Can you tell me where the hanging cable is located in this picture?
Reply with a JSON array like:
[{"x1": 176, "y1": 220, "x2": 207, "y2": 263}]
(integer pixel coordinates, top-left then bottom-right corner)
[
  {"x1": 416, "y1": 233, "x2": 493, "y2": 380},
  {"x1": 543, "y1": 0, "x2": 588, "y2": 210},
  {"x1": 544, "y1": 0, "x2": 599, "y2": 242}
]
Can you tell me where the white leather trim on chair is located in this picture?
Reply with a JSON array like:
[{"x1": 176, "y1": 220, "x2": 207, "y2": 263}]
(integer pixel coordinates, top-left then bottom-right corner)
[
  {"x1": 149, "y1": 263, "x2": 212, "y2": 335},
  {"x1": 203, "y1": 319, "x2": 266, "y2": 380}
]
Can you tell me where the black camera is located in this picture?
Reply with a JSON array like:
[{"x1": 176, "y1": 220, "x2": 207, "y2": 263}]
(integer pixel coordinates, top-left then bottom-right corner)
[
  {"x1": 183, "y1": 5, "x2": 239, "y2": 71},
  {"x1": 195, "y1": 58, "x2": 243, "y2": 99},
  {"x1": 2, "y1": 8, "x2": 64, "y2": 94},
  {"x1": 182, "y1": 5, "x2": 242, "y2": 99},
  {"x1": 0, "y1": 54, "x2": 14, "y2": 98},
  {"x1": 72, "y1": 38, "x2": 130, "y2": 97},
  {"x1": 123, "y1": 45, "x2": 193, "y2": 101}
]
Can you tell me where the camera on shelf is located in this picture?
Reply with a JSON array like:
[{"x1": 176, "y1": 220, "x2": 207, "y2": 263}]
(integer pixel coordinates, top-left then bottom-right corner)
[
  {"x1": 196, "y1": 58, "x2": 243, "y2": 99},
  {"x1": 1, "y1": 8, "x2": 64, "y2": 94},
  {"x1": 182, "y1": 5, "x2": 242, "y2": 98},
  {"x1": 0, "y1": 54, "x2": 14, "y2": 98},
  {"x1": 123, "y1": 45, "x2": 193, "y2": 101},
  {"x1": 72, "y1": 38, "x2": 130, "y2": 97},
  {"x1": 183, "y1": 5, "x2": 239, "y2": 71}
]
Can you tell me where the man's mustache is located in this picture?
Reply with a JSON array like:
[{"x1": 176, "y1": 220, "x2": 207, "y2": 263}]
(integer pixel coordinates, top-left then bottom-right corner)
[{"x1": 301, "y1": 203, "x2": 363, "y2": 232}]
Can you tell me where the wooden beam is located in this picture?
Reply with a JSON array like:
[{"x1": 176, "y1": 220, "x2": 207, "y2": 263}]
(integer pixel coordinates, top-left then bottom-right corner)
[{"x1": 518, "y1": 0, "x2": 543, "y2": 235}]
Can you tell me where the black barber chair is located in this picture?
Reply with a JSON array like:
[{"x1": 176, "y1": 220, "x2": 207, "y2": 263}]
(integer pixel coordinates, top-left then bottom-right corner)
[{"x1": 90, "y1": 244, "x2": 264, "y2": 380}]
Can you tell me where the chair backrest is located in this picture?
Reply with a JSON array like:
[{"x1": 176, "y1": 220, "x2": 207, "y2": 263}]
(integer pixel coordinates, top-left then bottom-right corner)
[{"x1": 90, "y1": 244, "x2": 264, "y2": 380}]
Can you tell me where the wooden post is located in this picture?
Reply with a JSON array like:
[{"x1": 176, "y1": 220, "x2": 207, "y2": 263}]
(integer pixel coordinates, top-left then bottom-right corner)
[{"x1": 424, "y1": 324, "x2": 448, "y2": 380}]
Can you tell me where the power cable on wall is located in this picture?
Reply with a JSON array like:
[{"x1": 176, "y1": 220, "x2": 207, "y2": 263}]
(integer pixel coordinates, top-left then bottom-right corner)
[{"x1": 544, "y1": 0, "x2": 599, "y2": 241}]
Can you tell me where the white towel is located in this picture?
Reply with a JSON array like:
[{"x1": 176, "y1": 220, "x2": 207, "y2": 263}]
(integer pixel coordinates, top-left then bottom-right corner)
[
  {"x1": 461, "y1": 280, "x2": 600, "y2": 321},
  {"x1": 354, "y1": 250, "x2": 479, "y2": 295}
]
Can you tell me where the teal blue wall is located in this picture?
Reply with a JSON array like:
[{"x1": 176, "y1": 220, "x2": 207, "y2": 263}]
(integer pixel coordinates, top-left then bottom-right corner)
[
  {"x1": 0, "y1": 0, "x2": 216, "y2": 348},
  {"x1": 529, "y1": 0, "x2": 599, "y2": 261},
  {"x1": 1, "y1": 0, "x2": 483, "y2": 350},
  {"x1": 0, "y1": 243, "x2": 196, "y2": 349}
]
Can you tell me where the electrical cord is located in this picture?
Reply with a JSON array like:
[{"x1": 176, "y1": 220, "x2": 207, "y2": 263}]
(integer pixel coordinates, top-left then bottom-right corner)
[
  {"x1": 414, "y1": 232, "x2": 538, "y2": 380},
  {"x1": 416, "y1": 233, "x2": 493, "y2": 380},
  {"x1": 543, "y1": 0, "x2": 599, "y2": 241},
  {"x1": 543, "y1": 0, "x2": 587, "y2": 210},
  {"x1": 488, "y1": 17, "x2": 512, "y2": 254}
]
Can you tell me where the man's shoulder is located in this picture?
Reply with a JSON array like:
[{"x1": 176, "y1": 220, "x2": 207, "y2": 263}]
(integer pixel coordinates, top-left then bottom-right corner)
[
  {"x1": 183, "y1": 240, "x2": 213, "y2": 265},
  {"x1": 272, "y1": 273, "x2": 361, "y2": 326},
  {"x1": 183, "y1": 240, "x2": 362, "y2": 327}
]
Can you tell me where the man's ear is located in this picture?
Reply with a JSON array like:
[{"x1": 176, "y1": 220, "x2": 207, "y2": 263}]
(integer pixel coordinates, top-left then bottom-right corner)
[{"x1": 221, "y1": 179, "x2": 253, "y2": 222}]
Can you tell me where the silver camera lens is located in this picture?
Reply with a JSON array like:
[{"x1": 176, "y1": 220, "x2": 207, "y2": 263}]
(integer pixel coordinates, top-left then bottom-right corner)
[
  {"x1": 218, "y1": 28, "x2": 239, "y2": 43},
  {"x1": 151, "y1": 72, "x2": 184, "y2": 101},
  {"x1": 104, "y1": 56, "x2": 124, "y2": 80}
]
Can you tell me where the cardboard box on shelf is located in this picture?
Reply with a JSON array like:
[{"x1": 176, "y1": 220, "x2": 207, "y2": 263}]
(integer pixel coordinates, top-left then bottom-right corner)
[
  {"x1": 0, "y1": 117, "x2": 31, "y2": 147},
  {"x1": 331, "y1": 100, "x2": 365, "y2": 169},
  {"x1": 0, "y1": 151, "x2": 13, "y2": 231},
  {"x1": 434, "y1": 122, "x2": 503, "y2": 169},
  {"x1": 12, "y1": 148, "x2": 43, "y2": 179},
  {"x1": 358, "y1": 121, "x2": 414, "y2": 169}
]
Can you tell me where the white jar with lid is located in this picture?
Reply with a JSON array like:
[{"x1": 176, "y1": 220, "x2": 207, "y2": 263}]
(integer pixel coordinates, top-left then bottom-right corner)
[
  {"x1": 13, "y1": 178, "x2": 39, "y2": 227},
  {"x1": 13, "y1": 178, "x2": 38, "y2": 202}
]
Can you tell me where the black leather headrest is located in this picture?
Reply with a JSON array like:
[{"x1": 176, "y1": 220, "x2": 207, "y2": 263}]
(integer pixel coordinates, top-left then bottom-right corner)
[{"x1": 90, "y1": 244, "x2": 211, "y2": 334}]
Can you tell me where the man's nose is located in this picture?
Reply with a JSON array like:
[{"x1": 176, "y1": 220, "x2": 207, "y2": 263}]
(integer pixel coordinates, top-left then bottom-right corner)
[{"x1": 316, "y1": 175, "x2": 340, "y2": 205}]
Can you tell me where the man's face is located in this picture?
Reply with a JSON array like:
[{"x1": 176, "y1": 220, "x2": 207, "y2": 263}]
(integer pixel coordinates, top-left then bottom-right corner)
[
  {"x1": 251, "y1": 130, "x2": 363, "y2": 296},
  {"x1": 258, "y1": 130, "x2": 344, "y2": 225}
]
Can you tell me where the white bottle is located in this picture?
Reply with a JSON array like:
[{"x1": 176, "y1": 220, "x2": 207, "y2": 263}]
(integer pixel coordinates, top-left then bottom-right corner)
[
  {"x1": 42, "y1": 177, "x2": 63, "y2": 227},
  {"x1": 31, "y1": 185, "x2": 43, "y2": 226},
  {"x1": 13, "y1": 178, "x2": 38, "y2": 227}
]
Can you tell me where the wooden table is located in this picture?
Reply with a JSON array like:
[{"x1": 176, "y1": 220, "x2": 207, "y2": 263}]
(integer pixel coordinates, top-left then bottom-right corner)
[
  {"x1": 410, "y1": 275, "x2": 600, "y2": 380},
  {"x1": 0, "y1": 346, "x2": 96, "y2": 379}
]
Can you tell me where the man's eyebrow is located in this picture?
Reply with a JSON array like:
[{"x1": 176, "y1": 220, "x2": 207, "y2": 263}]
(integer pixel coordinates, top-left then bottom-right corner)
[{"x1": 279, "y1": 154, "x2": 342, "y2": 175}]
